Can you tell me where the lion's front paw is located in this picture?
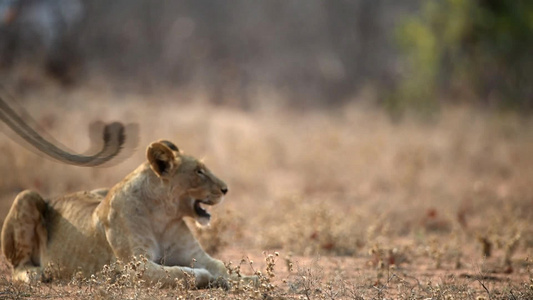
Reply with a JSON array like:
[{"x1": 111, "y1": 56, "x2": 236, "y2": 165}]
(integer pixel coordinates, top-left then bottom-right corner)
[
  {"x1": 229, "y1": 274, "x2": 259, "y2": 288},
  {"x1": 194, "y1": 269, "x2": 229, "y2": 289},
  {"x1": 210, "y1": 276, "x2": 230, "y2": 290},
  {"x1": 241, "y1": 275, "x2": 259, "y2": 287},
  {"x1": 193, "y1": 269, "x2": 213, "y2": 288}
]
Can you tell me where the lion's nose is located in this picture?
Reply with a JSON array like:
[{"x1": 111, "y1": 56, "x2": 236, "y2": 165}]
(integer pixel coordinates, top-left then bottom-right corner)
[{"x1": 221, "y1": 187, "x2": 228, "y2": 195}]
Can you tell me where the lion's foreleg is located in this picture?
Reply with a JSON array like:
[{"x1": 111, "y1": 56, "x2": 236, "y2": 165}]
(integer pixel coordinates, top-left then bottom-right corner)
[{"x1": 138, "y1": 260, "x2": 225, "y2": 289}]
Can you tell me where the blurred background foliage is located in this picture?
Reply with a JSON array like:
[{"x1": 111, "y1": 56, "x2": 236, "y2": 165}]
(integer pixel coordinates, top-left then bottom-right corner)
[
  {"x1": 0, "y1": 0, "x2": 531, "y2": 115},
  {"x1": 391, "y1": 0, "x2": 533, "y2": 117}
]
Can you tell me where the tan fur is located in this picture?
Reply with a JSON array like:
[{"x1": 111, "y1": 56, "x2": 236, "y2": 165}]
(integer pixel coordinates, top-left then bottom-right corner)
[{"x1": 1, "y1": 140, "x2": 251, "y2": 288}]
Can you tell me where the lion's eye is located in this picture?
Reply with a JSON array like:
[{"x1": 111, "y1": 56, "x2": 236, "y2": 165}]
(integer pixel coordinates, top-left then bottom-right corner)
[{"x1": 196, "y1": 169, "x2": 205, "y2": 177}]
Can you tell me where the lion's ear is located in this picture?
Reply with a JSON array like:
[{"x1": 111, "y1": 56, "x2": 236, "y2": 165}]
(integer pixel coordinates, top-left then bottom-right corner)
[
  {"x1": 158, "y1": 140, "x2": 179, "y2": 153},
  {"x1": 147, "y1": 142, "x2": 178, "y2": 178}
]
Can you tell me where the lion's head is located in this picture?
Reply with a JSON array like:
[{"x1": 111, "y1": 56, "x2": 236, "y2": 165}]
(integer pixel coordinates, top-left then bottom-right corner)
[{"x1": 146, "y1": 140, "x2": 228, "y2": 226}]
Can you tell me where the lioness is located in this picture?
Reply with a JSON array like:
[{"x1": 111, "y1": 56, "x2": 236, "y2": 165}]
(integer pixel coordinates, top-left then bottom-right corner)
[{"x1": 1, "y1": 140, "x2": 247, "y2": 288}]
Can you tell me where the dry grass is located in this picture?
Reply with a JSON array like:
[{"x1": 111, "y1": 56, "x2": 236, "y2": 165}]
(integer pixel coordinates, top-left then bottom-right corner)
[{"x1": 0, "y1": 86, "x2": 532, "y2": 299}]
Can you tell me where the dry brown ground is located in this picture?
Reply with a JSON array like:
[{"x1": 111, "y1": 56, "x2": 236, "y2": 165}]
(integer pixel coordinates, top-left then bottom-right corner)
[{"x1": 0, "y1": 86, "x2": 532, "y2": 299}]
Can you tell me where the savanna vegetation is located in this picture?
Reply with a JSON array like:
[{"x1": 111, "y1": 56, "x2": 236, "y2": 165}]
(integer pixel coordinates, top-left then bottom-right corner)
[{"x1": 0, "y1": 1, "x2": 532, "y2": 299}]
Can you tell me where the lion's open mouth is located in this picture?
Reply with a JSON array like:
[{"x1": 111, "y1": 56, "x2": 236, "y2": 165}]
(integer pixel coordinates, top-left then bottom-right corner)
[{"x1": 194, "y1": 200, "x2": 212, "y2": 219}]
